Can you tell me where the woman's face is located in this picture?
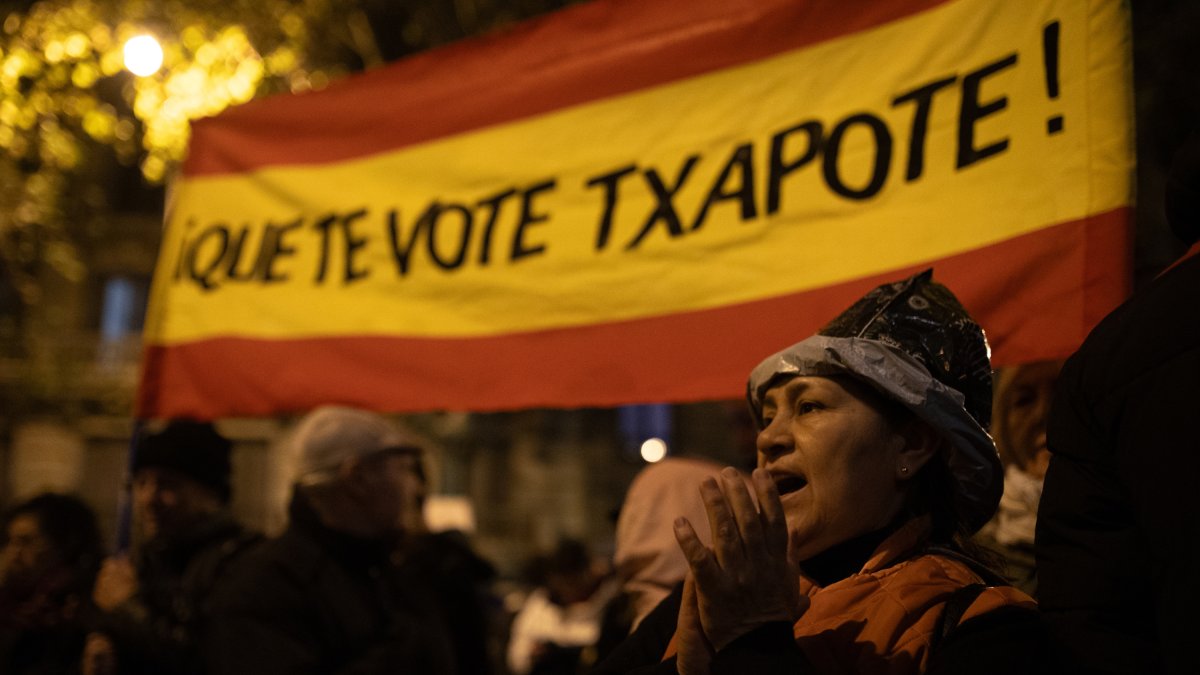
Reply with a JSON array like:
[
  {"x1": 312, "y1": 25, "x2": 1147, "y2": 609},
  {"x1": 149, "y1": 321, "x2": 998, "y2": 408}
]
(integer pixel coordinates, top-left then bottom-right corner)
[
  {"x1": 999, "y1": 361, "x2": 1061, "y2": 479},
  {"x1": 757, "y1": 375, "x2": 910, "y2": 560}
]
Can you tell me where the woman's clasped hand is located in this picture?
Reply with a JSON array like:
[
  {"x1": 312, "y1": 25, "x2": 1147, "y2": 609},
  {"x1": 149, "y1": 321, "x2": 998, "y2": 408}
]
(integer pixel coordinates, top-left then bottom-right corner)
[{"x1": 672, "y1": 467, "x2": 807, "y2": 674}]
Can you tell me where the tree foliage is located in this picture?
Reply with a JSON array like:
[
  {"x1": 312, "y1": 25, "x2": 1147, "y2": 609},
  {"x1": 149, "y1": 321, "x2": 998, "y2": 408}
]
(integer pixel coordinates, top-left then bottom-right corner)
[
  {"x1": 0, "y1": 0, "x2": 576, "y2": 417},
  {"x1": 0, "y1": 0, "x2": 369, "y2": 301},
  {"x1": 0, "y1": 0, "x2": 575, "y2": 307}
]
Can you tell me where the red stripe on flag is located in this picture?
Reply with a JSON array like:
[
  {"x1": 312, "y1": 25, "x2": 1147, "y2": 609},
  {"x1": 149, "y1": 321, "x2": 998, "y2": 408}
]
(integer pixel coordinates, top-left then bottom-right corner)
[
  {"x1": 137, "y1": 208, "x2": 1131, "y2": 419},
  {"x1": 185, "y1": 0, "x2": 951, "y2": 176}
]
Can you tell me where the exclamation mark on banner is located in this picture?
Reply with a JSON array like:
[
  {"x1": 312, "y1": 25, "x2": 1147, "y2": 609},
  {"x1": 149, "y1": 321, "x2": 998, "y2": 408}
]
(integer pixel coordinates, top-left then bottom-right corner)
[{"x1": 1043, "y1": 20, "x2": 1064, "y2": 135}]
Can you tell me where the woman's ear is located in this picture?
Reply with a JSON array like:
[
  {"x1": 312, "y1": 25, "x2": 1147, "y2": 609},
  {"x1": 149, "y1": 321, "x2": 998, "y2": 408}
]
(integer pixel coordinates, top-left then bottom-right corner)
[
  {"x1": 894, "y1": 420, "x2": 940, "y2": 480},
  {"x1": 338, "y1": 456, "x2": 370, "y2": 496}
]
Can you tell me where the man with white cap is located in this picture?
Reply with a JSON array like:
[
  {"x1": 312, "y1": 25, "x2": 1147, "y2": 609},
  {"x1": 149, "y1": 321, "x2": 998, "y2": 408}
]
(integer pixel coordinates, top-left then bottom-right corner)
[{"x1": 207, "y1": 406, "x2": 458, "y2": 675}]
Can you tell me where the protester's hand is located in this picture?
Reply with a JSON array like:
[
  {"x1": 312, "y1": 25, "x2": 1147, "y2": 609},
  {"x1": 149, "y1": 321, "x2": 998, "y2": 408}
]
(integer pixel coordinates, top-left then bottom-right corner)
[
  {"x1": 673, "y1": 467, "x2": 806, "y2": 651},
  {"x1": 92, "y1": 556, "x2": 138, "y2": 611},
  {"x1": 81, "y1": 632, "x2": 117, "y2": 675},
  {"x1": 675, "y1": 575, "x2": 713, "y2": 675}
]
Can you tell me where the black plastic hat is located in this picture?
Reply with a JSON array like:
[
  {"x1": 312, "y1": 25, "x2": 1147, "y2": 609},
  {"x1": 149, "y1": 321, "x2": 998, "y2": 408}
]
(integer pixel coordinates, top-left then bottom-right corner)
[
  {"x1": 818, "y1": 269, "x2": 993, "y2": 431},
  {"x1": 747, "y1": 270, "x2": 1002, "y2": 534}
]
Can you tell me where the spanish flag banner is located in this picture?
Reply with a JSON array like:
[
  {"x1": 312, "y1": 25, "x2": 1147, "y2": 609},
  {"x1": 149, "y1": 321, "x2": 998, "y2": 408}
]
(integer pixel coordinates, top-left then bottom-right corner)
[{"x1": 138, "y1": 0, "x2": 1134, "y2": 419}]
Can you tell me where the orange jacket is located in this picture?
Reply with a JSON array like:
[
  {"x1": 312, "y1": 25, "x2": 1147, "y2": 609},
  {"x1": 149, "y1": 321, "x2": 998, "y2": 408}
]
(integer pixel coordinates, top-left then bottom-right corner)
[{"x1": 667, "y1": 517, "x2": 1035, "y2": 675}]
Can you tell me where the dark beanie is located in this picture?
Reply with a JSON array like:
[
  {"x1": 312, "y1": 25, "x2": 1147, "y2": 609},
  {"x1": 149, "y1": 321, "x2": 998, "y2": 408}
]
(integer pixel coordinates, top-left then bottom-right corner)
[
  {"x1": 134, "y1": 420, "x2": 233, "y2": 503},
  {"x1": 1165, "y1": 131, "x2": 1200, "y2": 245}
]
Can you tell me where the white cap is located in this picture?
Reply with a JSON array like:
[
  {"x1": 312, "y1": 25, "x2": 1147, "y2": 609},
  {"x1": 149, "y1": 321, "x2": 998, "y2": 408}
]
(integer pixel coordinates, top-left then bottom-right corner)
[{"x1": 290, "y1": 406, "x2": 423, "y2": 485}]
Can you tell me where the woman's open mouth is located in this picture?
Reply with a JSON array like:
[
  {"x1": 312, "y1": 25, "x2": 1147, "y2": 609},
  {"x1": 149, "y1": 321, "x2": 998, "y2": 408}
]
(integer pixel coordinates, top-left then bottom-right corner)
[{"x1": 772, "y1": 473, "x2": 808, "y2": 495}]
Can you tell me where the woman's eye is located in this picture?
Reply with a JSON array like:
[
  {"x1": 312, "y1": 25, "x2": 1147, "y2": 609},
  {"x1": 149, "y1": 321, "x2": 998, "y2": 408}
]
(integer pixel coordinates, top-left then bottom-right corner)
[{"x1": 797, "y1": 401, "x2": 820, "y2": 414}]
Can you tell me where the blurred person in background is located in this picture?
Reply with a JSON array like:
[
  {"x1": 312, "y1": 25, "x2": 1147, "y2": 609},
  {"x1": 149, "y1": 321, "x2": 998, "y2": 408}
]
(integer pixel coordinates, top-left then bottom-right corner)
[
  {"x1": 0, "y1": 492, "x2": 103, "y2": 675},
  {"x1": 974, "y1": 360, "x2": 1062, "y2": 596},
  {"x1": 83, "y1": 420, "x2": 261, "y2": 675},
  {"x1": 207, "y1": 405, "x2": 482, "y2": 675},
  {"x1": 508, "y1": 538, "x2": 620, "y2": 675},
  {"x1": 595, "y1": 457, "x2": 733, "y2": 662},
  {"x1": 397, "y1": 465, "x2": 501, "y2": 674},
  {"x1": 405, "y1": 522, "x2": 502, "y2": 675}
]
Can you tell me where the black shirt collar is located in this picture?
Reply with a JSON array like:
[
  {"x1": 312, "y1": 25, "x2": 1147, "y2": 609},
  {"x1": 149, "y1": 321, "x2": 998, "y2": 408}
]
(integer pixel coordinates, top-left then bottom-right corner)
[{"x1": 799, "y1": 525, "x2": 894, "y2": 587}]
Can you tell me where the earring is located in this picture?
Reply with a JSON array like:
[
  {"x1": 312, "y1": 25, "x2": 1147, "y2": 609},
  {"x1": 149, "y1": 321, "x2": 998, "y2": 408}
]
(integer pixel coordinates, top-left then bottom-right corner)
[{"x1": 899, "y1": 466, "x2": 909, "y2": 475}]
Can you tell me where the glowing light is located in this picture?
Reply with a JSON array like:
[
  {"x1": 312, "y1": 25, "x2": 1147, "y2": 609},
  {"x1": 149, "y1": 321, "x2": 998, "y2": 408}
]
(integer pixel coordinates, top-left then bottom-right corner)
[
  {"x1": 640, "y1": 438, "x2": 668, "y2": 463},
  {"x1": 123, "y1": 35, "x2": 163, "y2": 77},
  {"x1": 64, "y1": 33, "x2": 90, "y2": 59}
]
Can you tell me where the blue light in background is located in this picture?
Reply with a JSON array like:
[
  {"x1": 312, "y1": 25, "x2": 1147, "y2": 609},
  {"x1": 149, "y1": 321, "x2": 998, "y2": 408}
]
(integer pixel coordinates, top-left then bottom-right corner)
[
  {"x1": 617, "y1": 403, "x2": 672, "y2": 461},
  {"x1": 100, "y1": 276, "x2": 139, "y2": 341}
]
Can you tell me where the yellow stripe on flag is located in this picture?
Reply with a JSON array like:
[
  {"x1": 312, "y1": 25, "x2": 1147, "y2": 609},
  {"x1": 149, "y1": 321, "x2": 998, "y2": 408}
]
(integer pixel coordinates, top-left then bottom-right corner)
[{"x1": 149, "y1": 0, "x2": 1131, "y2": 343}]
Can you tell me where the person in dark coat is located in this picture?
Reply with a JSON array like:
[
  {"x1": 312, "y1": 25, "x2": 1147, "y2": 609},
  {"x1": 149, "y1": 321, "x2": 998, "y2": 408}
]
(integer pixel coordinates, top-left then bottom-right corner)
[
  {"x1": 404, "y1": 526, "x2": 503, "y2": 675},
  {"x1": 0, "y1": 493, "x2": 103, "y2": 675},
  {"x1": 83, "y1": 420, "x2": 261, "y2": 675},
  {"x1": 1036, "y1": 133, "x2": 1200, "y2": 675},
  {"x1": 206, "y1": 405, "x2": 480, "y2": 675}
]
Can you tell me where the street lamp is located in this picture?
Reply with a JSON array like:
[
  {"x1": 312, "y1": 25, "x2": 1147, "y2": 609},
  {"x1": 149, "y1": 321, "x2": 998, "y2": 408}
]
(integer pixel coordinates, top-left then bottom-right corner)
[
  {"x1": 640, "y1": 437, "x2": 668, "y2": 463},
  {"x1": 123, "y1": 34, "x2": 163, "y2": 77}
]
